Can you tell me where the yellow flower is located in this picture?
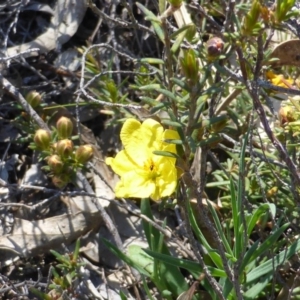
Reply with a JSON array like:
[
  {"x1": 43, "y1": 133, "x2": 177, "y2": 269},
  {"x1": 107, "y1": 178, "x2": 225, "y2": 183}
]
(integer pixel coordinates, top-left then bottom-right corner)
[
  {"x1": 106, "y1": 118, "x2": 180, "y2": 201},
  {"x1": 266, "y1": 71, "x2": 294, "y2": 88}
]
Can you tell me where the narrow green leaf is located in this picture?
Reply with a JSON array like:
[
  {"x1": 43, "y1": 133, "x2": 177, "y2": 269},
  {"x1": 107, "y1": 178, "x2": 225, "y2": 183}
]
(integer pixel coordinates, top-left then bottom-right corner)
[
  {"x1": 139, "y1": 84, "x2": 162, "y2": 90},
  {"x1": 207, "y1": 200, "x2": 235, "y2": 258},
  {"x1": 164, "y1": 139, "x2": 183, "y2": 145},
  {"x1": 246, "y1": 238, "x2": 300, "y2": 283},
  {"x1": 144, "y1": 249, "x2": 226, "y2": 278},
  {"x1": 239, "y1": 240, "x2": 260, "y2": 274},
  {"x1": 186, "y1": 199, "x2": 223, "y2": 269},
  {"x1": 141, "y1": 198, "x2": 155, "y2": 249},
  {"x1": 102, "y1": 238, "x2": 153, "y2": 278},
  {"x1": 120, "y1": 290, "x2": 128, "y2": 300},
  {"x1": 161, "y1": 119, "x2": 183, "y2": 128},
  {"x1": 170, "y1": 24, "x2": 195, "y2": 39},
  {"x1": 155, "y1": 88, "x2": 179, "y2": 102},
  {"x1": 247, "y1": 204, "x2": 276, "y2": 237},
  {"x1": 201, "y1": 115, "x2": 228, "y2": 127},
  {"x1": 222, "y1": 278, "x2": 233, "y2": 299},
  {"x1": 73, "y1": 239, "x2": 80, "y2": 261},
  {"x1": 139, "y1": 58, "x2": 165, "y2": 65},
  {"x1": 29, "y1": 288, "x2": 52, "y2": 300},
  {"x1": 247, "y1": 223, "x2": 289, "y2": 264},
  {"x1": 152, "y1": 150, "x2": 179, "y2": 159},
  {"x1": 171, "y1": 77, "x2": 190, "y2": 91},
  {"x1": 234, "y1": 126, "x2": 250, "y2": 258},
  {"x1": 244, "y1": 274, "x2": 272, "y2": 299},
  {"x1": 198, "y1": 135, "x2": 222, "y2": 147},
  {"x1": 140, "y1": 199, "x2": 188, "y2": 296},
  {"x1": 171, "y1": 29, "x2": 187, "y2": 53},
  {"x1": 136, "y1": 3, "x2": 165, "y2": 43},
  {"x1": 158, "y1": 0, "x2": 166, "y2": 15}
]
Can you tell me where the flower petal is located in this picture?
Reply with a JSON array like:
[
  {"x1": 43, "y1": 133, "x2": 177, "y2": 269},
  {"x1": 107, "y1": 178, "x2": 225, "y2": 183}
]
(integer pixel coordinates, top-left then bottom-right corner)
[
  {"x1": 121, "y1": 118, "x2": 164, "y2": 165},
  {"x1": 156, "y1": 160, "x2": 177, "y2": 197},
  {"x1": 115, "y1": 171, "x2": 156, "y2": 199},
  {"x1": 105, "y1": 150, "x2": 137, "y2": 176},
  {"x1": 162, "y1": 130, "x2": 180, "y2": 154}
]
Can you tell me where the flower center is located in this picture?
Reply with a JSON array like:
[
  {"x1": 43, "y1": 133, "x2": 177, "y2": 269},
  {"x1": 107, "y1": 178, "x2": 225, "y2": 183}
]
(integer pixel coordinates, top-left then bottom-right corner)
[{"x1": 143, "y1": 158, "x2": 159, "y2": 179}]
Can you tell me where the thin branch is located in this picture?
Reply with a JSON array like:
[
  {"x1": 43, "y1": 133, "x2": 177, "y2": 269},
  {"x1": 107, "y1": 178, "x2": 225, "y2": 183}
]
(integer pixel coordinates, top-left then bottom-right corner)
[{"x1": 0, "y1": 73, "x2": 49, "y2": 131}]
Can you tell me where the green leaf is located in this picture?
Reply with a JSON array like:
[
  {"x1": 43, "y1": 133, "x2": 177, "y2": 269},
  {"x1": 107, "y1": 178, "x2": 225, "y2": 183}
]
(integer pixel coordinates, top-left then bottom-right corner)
[
  {"x1": 158, "y1": 0, "x2": 166, "y2": 15},
  {"x1": 244, "y1": 274, "x2": 272, "y2": 299},
  {"x1": 139, "y1": 84, "x2": 162, "y2": 90},
  {"x1": 119, "y1": 290, "x2": 128, "y2": 300},
  {"x1": 171, "y1": 28, "x2": 187, "y2": 53},
  {"x1": 152, "y1": 150, "x2": 179, "y2": 159},
  {"x1": 247, "y1": 204, "x2": 276, "y2": 237},
  {"x1": 127, "y1": 245, "x2": 155, "y2": 275},
  {"x1": 29, "y1": 288, "x2": 52, "y2": 300},
  {"x1": 207, "y1": 200, "x2": 235, "y2": 259},
  {"x1": 246, "y1": 223, "x2": 289, "y2": 266},
  {"x1": 164, "y1": 139, "x2": 183, "y2": 145},
  {"x1": 246, "y1": 238, "x2": 300, "y2": 283},
  {"x1": 239, "y1": 240, "x2": 259, "y2": 274},
  {"x1": 136, "y1": 3, "x2": 165, "y2": 43},
  {"x1": 73, "y1": 239, "x2": 80, "y2": 261},
  {"x1": 155, "y1": 88, "x2": 179, "y2": 102},
  {"x1": 201, "y1": 115, "x2": 228, "y2": 127},
  {"x1": 161, "y1": 119, "x2": 183, "y2": 128},
  {"x1": 233, "y1": 125, "x2": 249, "y2": 258},
  {"x1": 222, "y1": 278, "x2": 234, "y2": 299},
  {"x1": 101, "y1": 238, "x2": 153, "y2": 278},
  {"x1": 186, "y1": 199, "x2": 223, "y2": 269},
  {"x1": 198, "y1": 135, "x2": 222, "y2": 147},
  {"x1": 171, "y1": 77, "x2": 190, "y2": 91},
  {"x1": 139, "y1": 58, "x2": 165, "y2": 65},
  {"x1": 140, "y1": 199, "x2": 189, "y2": 297},
  {"x1": 144, "y1": 249, "x2": 226, "y2": 278}
]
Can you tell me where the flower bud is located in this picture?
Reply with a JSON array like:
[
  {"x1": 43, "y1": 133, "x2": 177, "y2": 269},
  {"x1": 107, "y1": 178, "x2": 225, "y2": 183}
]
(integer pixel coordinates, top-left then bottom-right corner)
[
  {"x1": 180, "y1": 49, "x2": 199, "y2": 85},
  {"x1": 56, "y1": 139, "x2": 73, "y2": 158},
  {"x1": 56, "y1": 117, "x2": 73, "y2": 139},
  {"x1": 34, "y1": 129, "x2": 51, "y2": 150},
  {"x1": 25, "y1": 90, "x2": 42, "y2": 108},
  {"x1": 241, "y1": 0, "x2": 261, "y2": 36},
  {"x1": 47, "y1": 155, "x2": 64, "y2": 173},
  {"x1": 75, "y1": 145, "x2": 94, "y2": 164},
  {"x1": 206, "y1": 37, "x2": 224, "y2": 60},
  {"x1": 52, "y1": 174, "x2": 69, "y2": 188}
]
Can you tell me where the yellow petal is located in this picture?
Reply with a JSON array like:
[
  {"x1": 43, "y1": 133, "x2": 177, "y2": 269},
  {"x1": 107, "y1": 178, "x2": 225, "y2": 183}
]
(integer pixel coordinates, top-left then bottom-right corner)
[
  {"x1": 115, "y1": 171, "x2": 156, "y2": 198},
  {"x1": 156, "y1": 159, "x2": 177, "y2": 197},
  {"x1": 162, "y1": 129, "x2": 180, "y2": 153},
  {"x1": 266, "y1": 71, "x2": 293, "y2": 88},
  {"x1": 120, "y1": 118, "x2": 142, "y2": 147},
  {"x1": 121, "y1": 118, "x2": 164, "y2": 165},
  {"x1": 105, "y1": 150, "x2": 137, "y2": 176},
  {"x1": 266, "y1": 70, "x2": 276, "y2": 80},
  {"x1": 163, "y1": 129, "x2": 180, "y2": 141}
]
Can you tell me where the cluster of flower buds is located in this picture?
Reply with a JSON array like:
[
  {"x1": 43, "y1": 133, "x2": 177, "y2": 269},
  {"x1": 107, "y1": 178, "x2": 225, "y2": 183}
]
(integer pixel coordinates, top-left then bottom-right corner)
[{"x1": 33, "y1": 116, "x2": 94, "y2": 188}]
